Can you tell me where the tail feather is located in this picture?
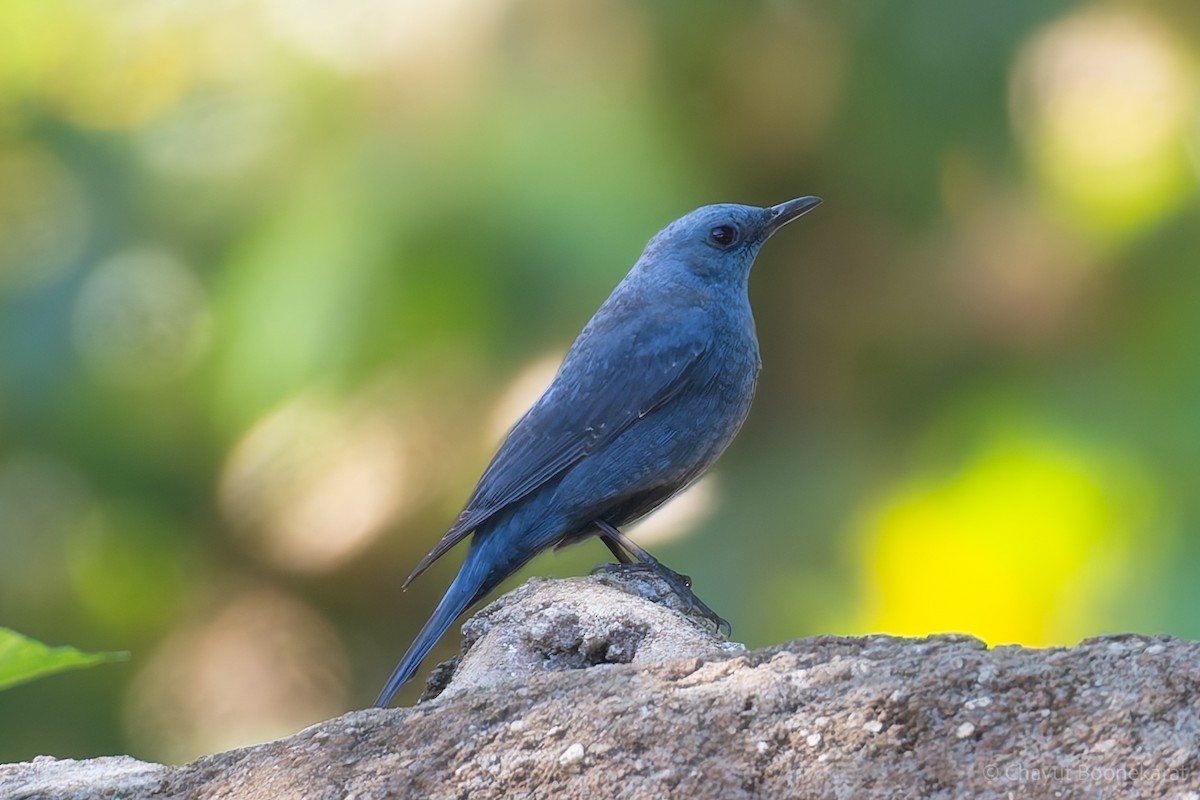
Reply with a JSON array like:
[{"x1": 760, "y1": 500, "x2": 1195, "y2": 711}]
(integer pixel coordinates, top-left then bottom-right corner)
[{"x1": 375, "y1": 547, "x2": 497, "y2": 707}]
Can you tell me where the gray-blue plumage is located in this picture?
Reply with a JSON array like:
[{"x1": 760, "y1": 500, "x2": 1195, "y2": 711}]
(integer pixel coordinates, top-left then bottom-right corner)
[{"x1": 376, "y1": 197, "x2": 821, "y2": 707}]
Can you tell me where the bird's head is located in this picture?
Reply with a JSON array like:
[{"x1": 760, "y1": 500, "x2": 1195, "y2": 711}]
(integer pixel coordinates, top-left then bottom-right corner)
[{"x1": 640, "y1": 196, "x2": 822, "y2": 286}]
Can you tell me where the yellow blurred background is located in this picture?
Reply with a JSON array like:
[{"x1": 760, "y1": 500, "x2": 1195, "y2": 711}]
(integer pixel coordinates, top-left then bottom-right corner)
[{"x1": 1, "y1": 0, "x2": 1198, "y2": 764}]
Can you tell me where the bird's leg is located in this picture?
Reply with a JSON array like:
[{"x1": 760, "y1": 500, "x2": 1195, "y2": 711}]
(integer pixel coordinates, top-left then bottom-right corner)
[
  {"x1": 594, "y1": 522, "x2": 692, "y2": 586},
  {"x1": 590, "y1": 520, "x2": 731, "y2": 636},
  {"x1": 598, "y1": 531, "x2": 635, "y2": 565}
]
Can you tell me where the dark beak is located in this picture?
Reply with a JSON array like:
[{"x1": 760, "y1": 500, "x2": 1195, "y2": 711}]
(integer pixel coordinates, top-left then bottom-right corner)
[{"x1": 765, "y1": 196, "x2": 822, "y2": 236}]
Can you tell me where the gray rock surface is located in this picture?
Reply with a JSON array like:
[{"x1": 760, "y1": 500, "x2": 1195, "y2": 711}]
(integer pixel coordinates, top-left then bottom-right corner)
[
  {"x1": 2, "y1": 574, "x2": 1198, "y2": 799},
  {"x1": 1, "y1": 755, "x2": 165, "y2": 800},
  {"x1": 428, "y1": 574, "x2": 744, "y2": 700}
]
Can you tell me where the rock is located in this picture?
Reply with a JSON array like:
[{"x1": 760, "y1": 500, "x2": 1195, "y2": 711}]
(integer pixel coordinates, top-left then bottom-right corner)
[
  {"x1": 2, "y1": 576, "x2": 1198, "y2": 799},
  {"x1": 425, "y1": 573, "x2": 744, "y2": 700},
  {"x1": 0, "y1": 755, "x2": 164, "y2": 799}
]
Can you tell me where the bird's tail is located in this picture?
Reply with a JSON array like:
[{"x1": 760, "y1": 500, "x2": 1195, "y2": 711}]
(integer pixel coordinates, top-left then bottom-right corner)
[{"x1": 374, "y1": 539, "x2": 507, "y2": 708}]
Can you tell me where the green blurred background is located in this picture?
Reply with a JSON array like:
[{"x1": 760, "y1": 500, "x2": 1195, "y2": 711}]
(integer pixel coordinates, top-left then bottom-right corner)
[{"x1": 2, "y1": 0, "x2": 1198, "y2": 765}]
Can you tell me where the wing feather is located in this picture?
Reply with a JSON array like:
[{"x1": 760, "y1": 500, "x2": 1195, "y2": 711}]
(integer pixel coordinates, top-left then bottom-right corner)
[{"x1": 404, "y1": 307, "x2": 709, "y2": 586}]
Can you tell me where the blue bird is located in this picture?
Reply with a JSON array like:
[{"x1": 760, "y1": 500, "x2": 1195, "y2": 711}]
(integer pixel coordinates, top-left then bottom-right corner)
[{"x1": 376, "y1": 196, "x2": 821, "y2": 707}]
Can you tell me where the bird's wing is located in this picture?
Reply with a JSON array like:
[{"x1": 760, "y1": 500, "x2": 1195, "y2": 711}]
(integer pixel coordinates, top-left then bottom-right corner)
[{"x1": 404, "y1": 315, "x2": 710, "y2": 586}]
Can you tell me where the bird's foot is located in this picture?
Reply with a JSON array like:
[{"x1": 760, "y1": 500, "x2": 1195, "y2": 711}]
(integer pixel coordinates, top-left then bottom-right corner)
[
  {"x1": 590, "y1": 562, "x2": 731, "y2": 637},
  {"x1": 591, "y1": 560, "x2": 691, "y2": 586}
]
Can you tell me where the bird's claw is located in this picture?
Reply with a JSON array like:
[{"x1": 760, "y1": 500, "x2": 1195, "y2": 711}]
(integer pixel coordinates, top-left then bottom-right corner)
[{"x1": 590, "y1": 561, "x2": 731, "y2": 637}]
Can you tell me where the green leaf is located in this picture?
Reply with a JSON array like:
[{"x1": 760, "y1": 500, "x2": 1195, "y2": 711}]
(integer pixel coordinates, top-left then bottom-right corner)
[{"x1": 0, "y1": 628, "x2": 128, "y2": 692}]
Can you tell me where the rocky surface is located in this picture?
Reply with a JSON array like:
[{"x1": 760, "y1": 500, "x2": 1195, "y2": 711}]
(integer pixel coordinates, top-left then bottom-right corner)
[{"x1": 3, "y1": 574, "x2": 1198, "y2": 799}]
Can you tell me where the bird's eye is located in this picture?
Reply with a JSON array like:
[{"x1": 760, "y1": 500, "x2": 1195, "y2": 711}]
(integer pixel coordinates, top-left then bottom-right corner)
[{"x1": 708, "y1": 225, "x2": 738, "y2": 248}]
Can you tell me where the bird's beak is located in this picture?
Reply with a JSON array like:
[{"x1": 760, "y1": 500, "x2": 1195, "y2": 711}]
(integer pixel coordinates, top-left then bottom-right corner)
[{"x1": 765, "y1": 196, "x2": 822, "y2": 236}]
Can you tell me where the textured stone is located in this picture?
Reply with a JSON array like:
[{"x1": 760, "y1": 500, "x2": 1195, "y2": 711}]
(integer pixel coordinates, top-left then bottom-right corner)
[
  {"x1": 0, "y1": 755, "x2": 164, "y2": 799},
  {"x1": 2, "y1": 576, "x2": 1198, "y2": 799},
  {"x1": 428, "y1": 574, "x2": 744, "y2": 700}
]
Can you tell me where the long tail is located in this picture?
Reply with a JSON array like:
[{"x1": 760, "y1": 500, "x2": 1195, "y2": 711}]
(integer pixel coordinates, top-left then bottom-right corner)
[{"x1": 374, "y1": 538, "x2": 509, "y2": 708}]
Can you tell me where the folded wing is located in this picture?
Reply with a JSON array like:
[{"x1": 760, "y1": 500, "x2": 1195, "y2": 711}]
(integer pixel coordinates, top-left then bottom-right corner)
[{"x1": 404, "y1": 312, "x2": 710, "y2": 587}]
